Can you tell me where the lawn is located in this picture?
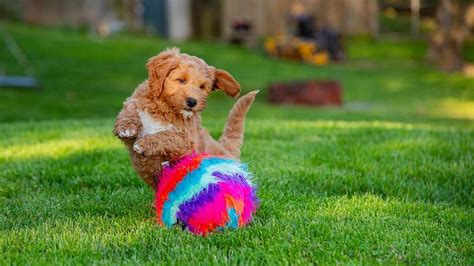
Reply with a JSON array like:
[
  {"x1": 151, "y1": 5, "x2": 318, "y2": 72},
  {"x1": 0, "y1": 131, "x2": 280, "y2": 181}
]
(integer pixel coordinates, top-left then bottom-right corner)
[{"x1": 1, "y1": 23, "x2": 473, "y2": 264}]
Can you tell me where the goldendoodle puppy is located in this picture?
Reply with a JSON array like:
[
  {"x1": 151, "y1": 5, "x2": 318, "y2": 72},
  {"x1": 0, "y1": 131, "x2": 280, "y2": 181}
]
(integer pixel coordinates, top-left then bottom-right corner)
[{"x1": 113, "y1": 48, "x2": 257, "y2": 188}]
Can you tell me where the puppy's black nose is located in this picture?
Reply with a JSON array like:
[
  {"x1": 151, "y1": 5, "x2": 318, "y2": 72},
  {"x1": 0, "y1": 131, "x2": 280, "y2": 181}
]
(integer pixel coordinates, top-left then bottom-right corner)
[{"x1": 186, "y1": 97, "x2": 197, "y2": 108}]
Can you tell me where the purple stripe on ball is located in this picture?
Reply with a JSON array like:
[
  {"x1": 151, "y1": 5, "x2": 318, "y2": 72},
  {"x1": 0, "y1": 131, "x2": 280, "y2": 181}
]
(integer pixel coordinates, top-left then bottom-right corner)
[
  {"x1": 212, "y1": 171, "x2": 250, "y2": 186},
  {"x1": 176, "y1": 183, "x2": 221, "y2": 223}
]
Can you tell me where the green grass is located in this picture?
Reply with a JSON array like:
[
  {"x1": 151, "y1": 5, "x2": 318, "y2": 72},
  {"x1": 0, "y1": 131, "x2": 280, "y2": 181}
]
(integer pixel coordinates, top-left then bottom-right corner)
[{"x1": 1, "y1": 23, "x2": 473, "y2": 264}]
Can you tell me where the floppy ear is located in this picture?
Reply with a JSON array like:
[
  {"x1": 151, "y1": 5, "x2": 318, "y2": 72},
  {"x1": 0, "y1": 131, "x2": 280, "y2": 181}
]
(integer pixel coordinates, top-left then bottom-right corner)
[
  {"x1": 146, "y1": 48, "x2": 180, "y2": 99},
  {"x1": 213, "y1": 69, "x2": 241, "y2": 98}
]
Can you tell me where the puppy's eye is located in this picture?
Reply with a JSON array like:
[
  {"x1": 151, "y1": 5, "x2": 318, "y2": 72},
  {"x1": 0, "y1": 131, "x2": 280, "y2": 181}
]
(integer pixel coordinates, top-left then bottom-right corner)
[
  {"x1": 200, "y1": 84, "x2": 206, "y2": 90},
  {"x1": 176, "y1": 78, "x2": 186, "y2": 84}
]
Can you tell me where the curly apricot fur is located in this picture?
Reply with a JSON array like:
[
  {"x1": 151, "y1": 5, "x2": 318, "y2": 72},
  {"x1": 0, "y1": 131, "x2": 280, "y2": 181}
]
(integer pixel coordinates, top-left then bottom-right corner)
[{"x1": 113, "y1": 48, "x2": 257, "y2": 189}]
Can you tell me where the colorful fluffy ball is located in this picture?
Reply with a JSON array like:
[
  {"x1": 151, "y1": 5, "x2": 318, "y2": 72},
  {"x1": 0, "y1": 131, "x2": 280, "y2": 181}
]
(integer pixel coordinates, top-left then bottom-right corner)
[{"x1": 155, "y1": 153, "x2": 259, "y2": 236}]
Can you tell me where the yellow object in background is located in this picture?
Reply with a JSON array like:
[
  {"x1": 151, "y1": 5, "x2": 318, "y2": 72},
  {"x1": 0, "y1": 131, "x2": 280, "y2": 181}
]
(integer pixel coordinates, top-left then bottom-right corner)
[
  {"x1": 297, "y1": 42, "x2": 316, "y2": 62},
  {"x1": 312, "y1": 52, "x2": 329, "y2": 65},
  {"x1": 263, "y1": 36, "x2": 329, "y2": 65},
  {"x1": 264, "y1": 37, "x2": 277, "y2": 56}
]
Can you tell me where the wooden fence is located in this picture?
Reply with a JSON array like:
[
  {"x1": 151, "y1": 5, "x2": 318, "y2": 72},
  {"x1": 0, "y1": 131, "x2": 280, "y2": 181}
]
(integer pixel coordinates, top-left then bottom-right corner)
[{"x1": 222, "y1": 0, "x2": 379, "y2": 38}]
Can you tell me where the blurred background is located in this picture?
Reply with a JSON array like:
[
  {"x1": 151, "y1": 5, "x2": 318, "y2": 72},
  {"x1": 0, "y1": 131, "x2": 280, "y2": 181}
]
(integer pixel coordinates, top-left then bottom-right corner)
[{"x1": 0, "y1": 0, "x2": 473, "y2": 123}]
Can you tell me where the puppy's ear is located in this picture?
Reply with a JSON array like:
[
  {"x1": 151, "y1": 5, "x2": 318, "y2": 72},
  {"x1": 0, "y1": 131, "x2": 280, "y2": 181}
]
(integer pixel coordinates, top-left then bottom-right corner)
[
  {"x1": 146, "y1": 48, "x2": 180, "y2": 98},
  {"x1": 213, "y1": 69, "x2": 241, "y2": 98}
]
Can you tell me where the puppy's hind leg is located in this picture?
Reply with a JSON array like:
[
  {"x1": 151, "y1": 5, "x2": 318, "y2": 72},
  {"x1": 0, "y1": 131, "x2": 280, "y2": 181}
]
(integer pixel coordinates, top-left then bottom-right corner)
[{"x1": 219, "y1": 90, "x2": 258, "y2": 158}]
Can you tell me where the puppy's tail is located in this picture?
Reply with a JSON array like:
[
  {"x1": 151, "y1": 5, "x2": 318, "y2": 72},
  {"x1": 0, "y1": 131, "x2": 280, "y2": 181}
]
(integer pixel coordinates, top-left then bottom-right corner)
[{"x1": 219, "y1": 90, "x2": 258, "y2": 158}]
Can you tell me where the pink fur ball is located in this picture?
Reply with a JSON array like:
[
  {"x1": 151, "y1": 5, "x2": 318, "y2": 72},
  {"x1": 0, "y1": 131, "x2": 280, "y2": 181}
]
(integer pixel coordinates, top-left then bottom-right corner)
[{"x1": 155, "y1": 153, "x2": 259, "y2": 236}]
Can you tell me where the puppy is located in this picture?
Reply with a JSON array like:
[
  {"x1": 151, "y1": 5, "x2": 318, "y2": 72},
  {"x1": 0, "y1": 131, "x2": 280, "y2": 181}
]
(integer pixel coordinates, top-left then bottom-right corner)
[{"x1": 113, "y1": 48, "x2": 257, "y2": 189}]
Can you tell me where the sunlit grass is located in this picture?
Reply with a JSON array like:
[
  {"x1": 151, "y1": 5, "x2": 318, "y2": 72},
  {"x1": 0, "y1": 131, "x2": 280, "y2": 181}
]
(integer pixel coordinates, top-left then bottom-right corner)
[
  {"x1": 1, "y1": 138, "x2": 119, "y2": 161},
  {"x1": 433, "y1": 99, "x2": 474, "y2": 120},
  {"x1": 250, "y1": 119, "x2": 449, "y2": 131},
  {"x1": 0, "y1": 118, "x2": 455, "y2": 162}
]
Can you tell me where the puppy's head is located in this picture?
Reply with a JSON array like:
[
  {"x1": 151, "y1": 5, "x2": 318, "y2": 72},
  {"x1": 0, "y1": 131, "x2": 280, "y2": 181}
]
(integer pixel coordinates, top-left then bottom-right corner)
[{"x1": 146, "y1": 48, "x2": 240, "y2": 118}]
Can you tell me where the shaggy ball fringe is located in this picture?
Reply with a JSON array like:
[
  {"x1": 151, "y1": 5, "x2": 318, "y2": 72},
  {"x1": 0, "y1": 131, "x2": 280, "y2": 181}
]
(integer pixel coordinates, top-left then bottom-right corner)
[{"x1": 155, "y1": 153, "x2": 258, "y2": 236}]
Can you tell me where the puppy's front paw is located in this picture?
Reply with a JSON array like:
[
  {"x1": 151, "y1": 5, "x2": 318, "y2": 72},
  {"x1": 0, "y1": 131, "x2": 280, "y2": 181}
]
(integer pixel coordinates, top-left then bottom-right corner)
[
  {"x1": 133, "y1": 142, "x2": 144, "y2": 154},
  {"x1": 114, "y1": 124, "x2": 138, "y2": 139},
  {"x1": 119, "y1": 128, "x2": 137, "y2": 138},
  {"x1": 133, "y1": 140, "x2": 155, "y2": 157}
]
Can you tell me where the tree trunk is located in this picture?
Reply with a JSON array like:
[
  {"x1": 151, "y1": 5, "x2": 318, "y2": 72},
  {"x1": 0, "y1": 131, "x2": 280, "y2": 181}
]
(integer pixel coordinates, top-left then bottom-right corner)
[{"x1": 427, "y1": 0, "x2": 466, "y2": 72}]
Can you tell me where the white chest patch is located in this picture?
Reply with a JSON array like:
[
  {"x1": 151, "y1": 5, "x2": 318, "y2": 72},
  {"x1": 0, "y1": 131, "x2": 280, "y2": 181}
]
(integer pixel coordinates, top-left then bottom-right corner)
[{"x1": 139, "y1": 111, "x2": 175, "y2": 137}]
